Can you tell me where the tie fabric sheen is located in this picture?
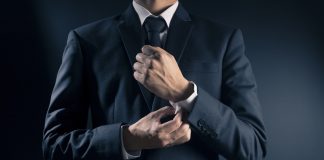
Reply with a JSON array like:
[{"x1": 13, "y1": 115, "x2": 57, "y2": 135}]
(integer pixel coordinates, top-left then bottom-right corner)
[{"x1": 144, "y1": 16, "x2": 167, "y2": 47}]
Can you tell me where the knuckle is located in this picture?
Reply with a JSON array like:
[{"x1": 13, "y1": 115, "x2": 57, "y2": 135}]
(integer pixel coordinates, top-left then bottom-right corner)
[
  {"x1": 135, "y1": 54, "x2": 141, "y2": 60},
  {"x1": 133, "y1": 72, "x2": 139, "y2": 79},
  {"x1": 171, "y1": 55, "x2": 176, "y2": 60},
  {"x1": 151, "y1": 60, "x2": 157, "y2": 68},
  {"x1": 157, "y1": 132, "x2": 164, "y2": 139},
  {"x1": 133, "y1": 63, "x2": 137, "y2": 69},
  {"x1": 150, "y1": 111, "x2": 158, "y2": 119},
  {"x1": 176, "y1": 119, "x2": 182, "y2": 128},
  {"x1": 160, "y1": 140, "x2": 169, "y2": 147},
  {"x1": 164, "y1": 52, "x2": 173, "y2": 58},
  {"x1": 151, "y1": 110, "x2": 162, "y2": 119},
  {"x1": 134, "y1": 62, "x2": 142, "y2": 71},
  {"x1": 183, "y1": 124, "x2": 190, "y2": 130},
  {"x1": 145, "y1": 59, "x2": 152, "y2": 67},
  {"x1": 159, "y1": 52, "x2": 166, "y2": 58},
  {"x1": 148, "y1": 113, "x2": 156, "y2": 121},
  {"x1": 146, "y1": 112, "x2": 153, "y2": 118},
  {"x1": 179, "y1": 124, "x2": 189, "y2": 133},
  {"x1": 142, "y1": 68, "x2": 148, "y2": 74}
]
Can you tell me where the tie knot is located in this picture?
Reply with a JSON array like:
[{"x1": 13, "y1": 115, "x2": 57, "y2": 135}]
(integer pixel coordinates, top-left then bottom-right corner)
[{"x1": 144, "y1": 16, "x2": 167, "y2": 33}]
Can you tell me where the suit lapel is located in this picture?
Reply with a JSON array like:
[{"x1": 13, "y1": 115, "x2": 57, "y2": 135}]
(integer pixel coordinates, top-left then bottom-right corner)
[
  {"x1": 151, "y1": 4, "x2": 194, "y2": 111},
  {"x1": 164, "y1": 4, "x2": 194, "y2": 63},
  {"x1": 118, "y1": 5, "x2": 152, "y2": 110}
]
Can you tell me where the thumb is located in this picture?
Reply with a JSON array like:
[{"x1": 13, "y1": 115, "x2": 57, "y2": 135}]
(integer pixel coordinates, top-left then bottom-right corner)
[{"x1": 142, "y1": 45, "x2": 160, "y2": 56}]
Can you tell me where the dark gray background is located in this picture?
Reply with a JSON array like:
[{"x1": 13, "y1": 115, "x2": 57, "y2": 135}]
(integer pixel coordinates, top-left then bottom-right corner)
[{"x1": 1, "y1": 0, "x2": 323, "y2": 159}]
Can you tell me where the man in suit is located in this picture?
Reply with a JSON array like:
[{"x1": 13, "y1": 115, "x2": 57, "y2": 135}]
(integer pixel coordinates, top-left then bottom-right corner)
[{"x1": 42, "y1": 0, "x2": 267, "y2": 159}]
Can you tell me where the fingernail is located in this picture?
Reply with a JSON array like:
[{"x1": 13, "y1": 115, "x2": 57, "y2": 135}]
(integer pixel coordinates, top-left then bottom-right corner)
[{"x1": 141, "y1": 45, "x2": 149, "y2": 52}]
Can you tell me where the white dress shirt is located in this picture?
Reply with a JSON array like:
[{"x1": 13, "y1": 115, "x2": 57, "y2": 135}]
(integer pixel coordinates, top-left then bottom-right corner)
[{"x1": 121, "y1": 1, "x2": 198, "y2": 159}]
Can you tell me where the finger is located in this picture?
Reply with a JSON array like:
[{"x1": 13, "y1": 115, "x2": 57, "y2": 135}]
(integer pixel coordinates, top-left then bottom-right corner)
[
  {"x1": 133, "y1": 62, "x2": 146, "y2": 74},
  {"x1": 143, "y1": 58, "x2": 152, "y2": 68},
  {"x1": 170, "y1": 126, "x2": 191, "y2": 146},
  {"x1": 133, "y1": 71, "x2": 144, "y2": 83},
  {"x1": 151, "y1": 106, "x2": 175, "y2": 120},
  {"x1": 168, "y1": 123, "x2": 190, "y2": 143},
  {"x1": 142, "y1": 45, "x2": 170, "y2": 57},
  {"x1": 158, "y1": 112, "x2": 182, "y2": 133},
  {"x1": 142, "y1": 45, "x2": 160, "y2": 57},
  {"x1": 135, "y1": 53, "x2": 150, "y2": 63},
  {"x1": 136, "y1": 53, "x2": 153, "y2": 68}
]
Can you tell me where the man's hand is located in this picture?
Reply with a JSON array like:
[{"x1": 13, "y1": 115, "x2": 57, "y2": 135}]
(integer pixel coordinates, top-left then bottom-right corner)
[
  {"x1": 133, "y1": 45, "x2": 193, "y2": 102},
  {"x1": 123, "y1": 106, "x2": 191, "y2": 151}
]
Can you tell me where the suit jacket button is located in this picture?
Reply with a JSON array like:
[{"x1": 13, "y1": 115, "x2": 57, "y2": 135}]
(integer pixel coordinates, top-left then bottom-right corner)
[{"x1": 197, "y1": 119, "x2": 206, "y2": 127}]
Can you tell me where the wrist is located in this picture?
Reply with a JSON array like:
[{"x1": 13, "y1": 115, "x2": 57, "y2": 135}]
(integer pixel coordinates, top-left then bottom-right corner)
[
  {"x1": 171, "y1": 79, "x2": 194, "y2": 102},
  {"x1": 123, "y1": 125, "x2": 141, "y2": 151}
]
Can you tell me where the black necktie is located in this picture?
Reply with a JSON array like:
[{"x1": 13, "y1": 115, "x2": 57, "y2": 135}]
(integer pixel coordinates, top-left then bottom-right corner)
[
  {"x1": 143, "y1": 16, "x2": 167, "y2": 107},
  {"x1": 144, "y1": 16, "x2": 167, "y2": 47}
]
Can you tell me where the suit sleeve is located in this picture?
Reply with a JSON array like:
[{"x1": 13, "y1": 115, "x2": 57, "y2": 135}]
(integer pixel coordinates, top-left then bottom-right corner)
[
  {"x1": 42, "y1": 31, "x2": 123, "y2": 160},
  {"x1": 187, "y1": 29, "x2": 267, "y2": 159}
]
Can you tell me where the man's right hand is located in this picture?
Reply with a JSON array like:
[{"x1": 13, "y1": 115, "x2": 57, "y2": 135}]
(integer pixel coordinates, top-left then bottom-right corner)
[{"x1": 123, "y1": 106, "x2": 191, "y2": 151}]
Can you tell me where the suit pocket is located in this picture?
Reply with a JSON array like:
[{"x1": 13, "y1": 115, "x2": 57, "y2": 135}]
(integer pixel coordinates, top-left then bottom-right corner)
[{"x1": 179, "y1": 62, "x2": 219, "y2": 73}]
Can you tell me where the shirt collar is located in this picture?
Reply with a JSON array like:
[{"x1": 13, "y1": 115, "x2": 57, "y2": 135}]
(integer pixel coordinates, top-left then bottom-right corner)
[{"x1": 132, "y1": 0, "x2": 179, "y2": 27}]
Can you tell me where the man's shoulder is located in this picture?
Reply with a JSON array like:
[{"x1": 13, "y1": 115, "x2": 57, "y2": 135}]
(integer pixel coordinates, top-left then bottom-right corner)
[
  {"x1": 190, "y1": 14, "x2": 238, "y2": 36},
  {"x1": 72, "y1": 14, "x2": 123, "y2": 39}
]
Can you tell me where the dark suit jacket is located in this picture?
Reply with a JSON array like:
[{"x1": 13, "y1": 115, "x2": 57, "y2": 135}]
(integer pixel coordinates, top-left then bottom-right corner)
[{"x1": 43, "y1": 3, "x2": 267, "y2": 160}]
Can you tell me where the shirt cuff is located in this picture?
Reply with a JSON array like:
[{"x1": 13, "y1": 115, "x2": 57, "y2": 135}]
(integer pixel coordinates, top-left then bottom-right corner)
[
  {"x1": 169, "y1": 81, "x2": 198, "y2": 112},
  {"x1": 120, "y1": 125, "x2": 141, "y2": 159}
]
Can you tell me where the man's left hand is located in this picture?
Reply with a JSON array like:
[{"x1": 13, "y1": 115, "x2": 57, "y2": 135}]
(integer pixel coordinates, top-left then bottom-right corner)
[{"x1": 133, "y1": 45, "x2": 192, "y2": 102}]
